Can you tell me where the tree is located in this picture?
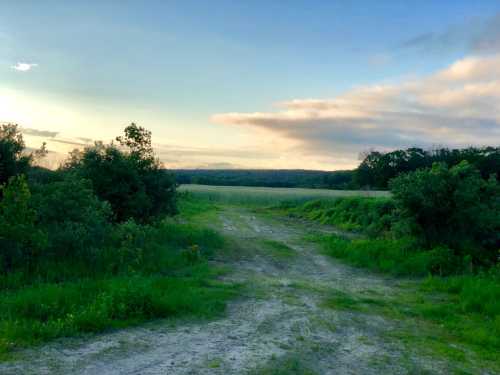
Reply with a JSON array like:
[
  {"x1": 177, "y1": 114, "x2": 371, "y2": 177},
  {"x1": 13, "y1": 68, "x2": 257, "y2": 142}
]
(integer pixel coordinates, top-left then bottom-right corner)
[
  {"x1": 31, "y1": 175, "x2": 112, "y2": 260},
  {"x1": 0, "y1": 123, "x2": 47, "y2": 187},
  {"x1": 0, "y1": 124, "x2": 30, "y2": 186},
  {"x1": 65, "y1": 124, "x2": 176, "y2": 222},
  {"x1": 0, "y1": 176, "x2": 47, "y2": 271},
  {"x1": 356, "y1": 146, "x2": 500, "y2": 189},
  {"x1": 390, "y1": 161, "x2": 500, "y2": 265}
]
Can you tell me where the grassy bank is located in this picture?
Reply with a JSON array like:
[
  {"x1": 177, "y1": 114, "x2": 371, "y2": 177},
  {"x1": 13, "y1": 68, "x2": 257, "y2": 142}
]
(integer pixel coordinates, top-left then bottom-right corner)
[
  {"x1": 283, "y1": 197, "x2": 394, "y2": 236},
  {"x1": 280, "y1": 196, "x2": 500, "y2": 364},
  {"x1": 0, "y1": 266, "x2": 235, "y2": 355},
  {"x1": 0, "y1": 210, "x2": 238, "y2": 358}
]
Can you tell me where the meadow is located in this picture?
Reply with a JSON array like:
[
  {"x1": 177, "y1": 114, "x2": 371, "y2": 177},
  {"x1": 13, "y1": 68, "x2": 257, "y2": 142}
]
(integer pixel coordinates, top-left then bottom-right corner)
[{"x1": 179, "y1": 184, "x2": 389, "y2": 206}]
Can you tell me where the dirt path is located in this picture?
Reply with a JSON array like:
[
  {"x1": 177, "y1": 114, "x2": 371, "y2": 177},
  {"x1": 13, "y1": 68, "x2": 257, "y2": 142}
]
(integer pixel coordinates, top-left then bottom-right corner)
[{"x1": 0, "y1": 207, "x2": 478, "y2": 374}]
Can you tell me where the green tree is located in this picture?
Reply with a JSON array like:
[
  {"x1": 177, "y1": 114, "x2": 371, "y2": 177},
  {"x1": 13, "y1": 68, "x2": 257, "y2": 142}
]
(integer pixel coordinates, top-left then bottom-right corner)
[
  {"x1": 31, "y1": 175, "x2": 112, "y2": 260},
  {"x1": 0, "y1": 123, "x2": 47, "y2": 187},
  {"x1": 0, "y1": 124, "x2": 31, "y2": 186},
  {"x1": 0, "y1": 176, "x2": 47, "y2": 271},
  {"x1": 390, "y1": 161, "x2": 500, "y2": 265},
  {"x1": 65, "y1": 124, "x2": 176, "y2": 222}
]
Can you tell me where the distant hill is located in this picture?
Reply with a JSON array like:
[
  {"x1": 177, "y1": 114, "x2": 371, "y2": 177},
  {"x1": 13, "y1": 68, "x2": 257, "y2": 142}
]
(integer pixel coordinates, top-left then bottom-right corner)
[{"x1": 172, "y1": 169, "x2": 355, "y2": 189}]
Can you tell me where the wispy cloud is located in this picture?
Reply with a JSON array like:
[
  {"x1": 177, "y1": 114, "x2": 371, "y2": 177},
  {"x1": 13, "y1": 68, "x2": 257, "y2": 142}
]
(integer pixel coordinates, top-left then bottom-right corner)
[
  {"x1": 21, "y1": 127, "x2": 58, "y2": 138},
  {"x1": 11, "y1": 62, "x2": 38, "y2": 72},
  {"x1": 398, "y1": 13, "x2": 500, "y2": 54},
  {"x1": 212, "y1": 54, "x2": 500, "y2": 165}
]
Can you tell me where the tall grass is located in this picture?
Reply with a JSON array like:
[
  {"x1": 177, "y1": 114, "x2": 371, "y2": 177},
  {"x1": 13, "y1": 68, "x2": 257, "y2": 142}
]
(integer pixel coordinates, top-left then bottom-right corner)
[
  {"x1": 285, "y1": 197, "x2": 394, "y2": 236},
  {"x1": 179, "y1": 184, "x2": 389, "y2": 206},
  {"x1": 0, "y1": 217, "x2": 236, "y2": 357},
  {"x1": 0, "y1": 268, "x2": 236, "y2": 354},
  {"x1": 420, "y1": 270, "x2": 500, "y2": 350},
  {"x1": 318, "y1": 235, "x2": 444, "y2": 277}
]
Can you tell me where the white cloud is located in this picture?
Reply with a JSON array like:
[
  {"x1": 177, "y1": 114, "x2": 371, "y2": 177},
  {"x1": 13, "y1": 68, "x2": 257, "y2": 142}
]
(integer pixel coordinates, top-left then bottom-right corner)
[
  {"x1": 11, "y1": 62, "x2": 38, "y2": 72},
  {"x1": 212, "y1": 54, "x2": 500, "y2": 167}
]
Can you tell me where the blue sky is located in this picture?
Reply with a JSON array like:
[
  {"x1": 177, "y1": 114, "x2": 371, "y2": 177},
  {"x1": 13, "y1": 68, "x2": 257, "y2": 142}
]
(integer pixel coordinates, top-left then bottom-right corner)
[{"x1": 1, "y1": 1, "x2": 500, "y2": 169}]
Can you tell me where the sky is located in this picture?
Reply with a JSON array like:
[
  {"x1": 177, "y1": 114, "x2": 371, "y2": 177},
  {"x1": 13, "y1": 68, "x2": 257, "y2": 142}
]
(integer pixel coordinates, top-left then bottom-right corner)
[{"x1": 1, "y1": 0, "x2": 500, "y2": 170}]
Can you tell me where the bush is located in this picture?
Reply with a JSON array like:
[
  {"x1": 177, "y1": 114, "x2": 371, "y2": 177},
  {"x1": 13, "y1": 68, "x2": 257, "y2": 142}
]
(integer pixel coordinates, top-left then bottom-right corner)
[
  {"x1": 0, "y1": 176, "x2": 47, "y2": 272},
  {"x1": 390, "y1": 161, "x2": 500, "y2": 265},
  {"x1": 64, "y1": 124, "x2": 176, "y2": 222},
  {"x1": 30, "y1": 175, "x2": 112, "y2": 261}
]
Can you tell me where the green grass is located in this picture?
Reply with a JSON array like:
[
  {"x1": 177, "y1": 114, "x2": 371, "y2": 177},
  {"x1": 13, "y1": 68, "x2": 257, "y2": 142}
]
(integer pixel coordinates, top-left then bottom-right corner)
[
  {"x1": 0, "y1": 207, "x2": 239, "y2": 358},
  {"x1": 317, "y1": 234, "x2": 500, "y2": 353},
  {"x1": 249, "y1": 355, "x2": 318, "y2": 375},
  {"x1": 322, "y1": 284, "x2": 500, "y2": 369},
  {"x1": 317, "y1": 235, "x2": 440, "y2": 277},
  {"x1": 283, "y1": 197, "x2": 395, "y2": 236},
  {"x1": 260, "y1": 240, "x2": 296, "y2": 259},
  {"x1": 179, "y1": 184, "x2": 389, "y2": 206},
  {"x1": 0, "y1": 265, "x2": 237, "y2": 356}
]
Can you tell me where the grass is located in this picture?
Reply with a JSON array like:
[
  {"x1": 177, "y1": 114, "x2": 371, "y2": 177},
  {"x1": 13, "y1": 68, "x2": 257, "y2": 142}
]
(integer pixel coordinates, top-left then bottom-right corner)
[
  {"x1": 315, "y1": 232, "x2": 500, "y2": 358},
  {"x1": 0, "y1": 200, "x2": 239, "y2": 358},
  {"x1": 179, "y1": 184, "x2": 389, "y2": 206},
  {"x1": 316, "y1": 235, "x2": 439, "y2": 277},
  {"x1": 282, "y1": 197, "x2": 395, "y2": 236},
  {"x1": 249, "y1": 355, "x2": 318, "y2": 375},
  {"x1": 322, "y1": 284, "x2": 500, "y2": 370},
  {"x1": 260, "y1": 240, "x2": 296, "y2": 259},
  {"x1": 0, "y1": 265, "x2": 237, "y2": 356}
]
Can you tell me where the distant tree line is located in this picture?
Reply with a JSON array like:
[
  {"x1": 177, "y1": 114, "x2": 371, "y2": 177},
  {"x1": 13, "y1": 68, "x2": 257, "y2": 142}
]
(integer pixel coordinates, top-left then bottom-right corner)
[
  {"x1": 174, "y1": 147, "x2": 499, "y2": 190},
  {"x1": 174, "y1": 169, "x2": 356, "y2": 189},
  {"x1": 355, "y1": 147, "x2": 500, "y2": 189}
]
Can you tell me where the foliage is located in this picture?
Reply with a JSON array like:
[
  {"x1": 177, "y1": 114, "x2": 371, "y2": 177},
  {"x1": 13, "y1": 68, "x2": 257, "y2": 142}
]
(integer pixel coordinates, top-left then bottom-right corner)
[
  {"x1": 0, "y1": 124, "x2": 46, "y2": 187},
  {"x1": 356, "y1": 146, "x2": 500, "y2": 189},
  {"x1": 390, "y1": 161, "x2": 500, "y2": 265},
  {"x1": 0, "y1": 269, "x2": 237, "y2": 354},
  {"x1": 30, "y1": 175, "x2": 112, "y2": 262},
  {"x1": 318, "y1": 235, "x2": 449, "y2": 276},
  {"x1": 0, "y1": 123, "x2": 241, "y2": 357},
  {"x1": 0, "y1": 176, "x2": 47, "y2": 272},
  {"x1": 64, "y1": 123, "x2": 176, "y2": 222},
  {"x1": 287, "y1": 197, "x2": 395, "y2": 236},
  {"x1": 175, "y1": 168, "x2": 355, "y2": 189},
  {"x1": 422, "y1": 267, "x2": 500, "y2": 320}
]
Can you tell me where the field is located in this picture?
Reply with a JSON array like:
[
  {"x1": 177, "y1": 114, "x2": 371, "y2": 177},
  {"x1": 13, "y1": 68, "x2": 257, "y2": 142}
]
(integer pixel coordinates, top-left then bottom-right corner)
[
  {"x1": 1, "y1": 141, "x2": 498, "y2": 374},
  {"x1": 179, "y1": 184, "x2": 389, "y2": 205}
]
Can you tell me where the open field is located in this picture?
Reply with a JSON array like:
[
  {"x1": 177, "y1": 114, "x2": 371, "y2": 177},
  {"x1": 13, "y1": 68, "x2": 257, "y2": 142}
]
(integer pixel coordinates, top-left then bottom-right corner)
[{"x1": 179, "y1": 184, "x2": 390, "y2": 205}]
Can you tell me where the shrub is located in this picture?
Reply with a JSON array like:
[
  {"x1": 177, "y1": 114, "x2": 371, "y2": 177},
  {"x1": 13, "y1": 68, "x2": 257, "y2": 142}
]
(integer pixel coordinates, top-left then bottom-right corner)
[
  {"x1": 390, "y1": 161, "x2": 500, "y2": 265},
  {"x1": 64, "y1": 124, "x2": 176, "y2": 222},
  {"x1": 30, "y1": 175, "x2": 112, "y2": 261},
  {"x1": 0, "y1": 176, "x2": 47, "y2": 272}
]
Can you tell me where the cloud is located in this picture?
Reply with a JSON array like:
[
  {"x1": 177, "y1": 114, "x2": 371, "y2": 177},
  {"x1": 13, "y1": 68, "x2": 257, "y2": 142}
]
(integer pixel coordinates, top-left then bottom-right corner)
[
  {"x1": 50, "y1": 139, "x2": 90, "y2": 147},
  {"x1": 398, "y1": 13, "x2": 500, "y2": 54},
  {"x1": 11, "y1": 62, "x2": 38, "y2": 72},
  {"x1": 212, "y1": 54, "x2": 500, "y2": 165},
  {"x1": 181, "y1": 162, "x2": 241, "y2": 170},
  {"x1": 21, "y1": 127, "x2": 58, "y2": 138}
]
